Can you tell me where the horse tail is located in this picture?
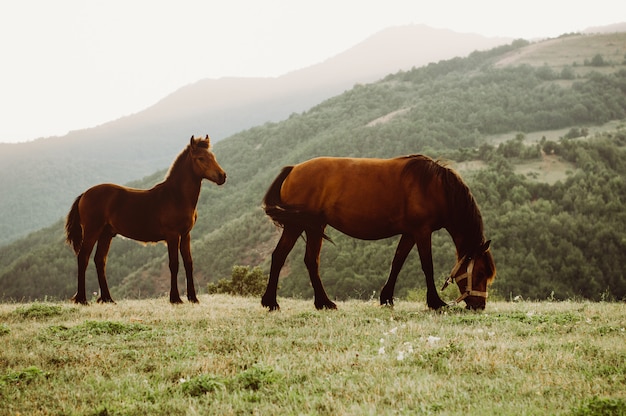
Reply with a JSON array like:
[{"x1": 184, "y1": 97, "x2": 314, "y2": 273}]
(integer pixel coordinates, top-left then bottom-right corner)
[
  {"x1": 263, "y1": 166, "x2": 294, "y2": 226},
  {"x1": 65, "y1": 194, "x2": 83, "y2": 255},
  {"x1": 263, "y1": 166, "x2": 332, "y2": 242}
]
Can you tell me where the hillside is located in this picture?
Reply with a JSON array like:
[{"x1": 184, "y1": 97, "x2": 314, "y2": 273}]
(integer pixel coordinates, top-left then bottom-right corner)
[
  {"x1": 0, "y1": 25, "x2": 509, "y2": 246},
  {"x1": 1, "y1": 32, "x2": 626, "y2": 304}
]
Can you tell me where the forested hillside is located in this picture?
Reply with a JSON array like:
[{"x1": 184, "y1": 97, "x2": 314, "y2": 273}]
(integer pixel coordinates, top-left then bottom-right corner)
[{"x1": 1, "y1": 33, "x2": 625, "y2": 303}]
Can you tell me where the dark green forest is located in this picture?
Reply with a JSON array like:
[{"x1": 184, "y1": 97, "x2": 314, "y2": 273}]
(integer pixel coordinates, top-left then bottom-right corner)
[{"x1": 1, "y1": 33, "x2": 626, "y2": 304}]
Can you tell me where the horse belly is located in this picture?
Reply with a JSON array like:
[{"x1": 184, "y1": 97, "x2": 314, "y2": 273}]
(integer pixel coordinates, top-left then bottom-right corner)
[
  {"x1": 325, "y1": 198, "x2": 407, "y2": 240},
  {"x1": 116, "y1": 221, "x2": 164, "y2": 243}
]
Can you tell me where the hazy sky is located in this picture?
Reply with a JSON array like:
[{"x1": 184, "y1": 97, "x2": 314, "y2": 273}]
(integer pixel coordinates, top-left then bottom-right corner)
[{"x1": 0, "y1": 0, "x2": 623, "y2": 143}]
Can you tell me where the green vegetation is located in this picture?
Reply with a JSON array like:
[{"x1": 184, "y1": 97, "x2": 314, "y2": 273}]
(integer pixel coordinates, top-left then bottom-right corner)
[
  {"x1": 1, "y1": 33, "x2": 626, "y2": 305},
  {"x1": 207, "y1": 265, "x2": 268, "y2": 297},
  {"x1": 11, "y1": 302, "x2": 69, "y2": 319},
  {"x1": 0, "y1": 297, "x2": 624, "y2": 414}
]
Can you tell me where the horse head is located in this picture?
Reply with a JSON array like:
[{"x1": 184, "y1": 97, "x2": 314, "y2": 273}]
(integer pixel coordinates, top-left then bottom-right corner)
[
  {"x1": 442, "y1": 240, "x2": 495, "y2": 310},
  {"x1": 189, "y1": 135, "x2": 226, "y2": 185}
]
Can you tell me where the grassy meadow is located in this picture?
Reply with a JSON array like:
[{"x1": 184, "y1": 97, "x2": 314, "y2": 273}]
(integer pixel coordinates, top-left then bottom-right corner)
[{"x1": 0, "y1": 296, "x2": 625, "y2": 415}]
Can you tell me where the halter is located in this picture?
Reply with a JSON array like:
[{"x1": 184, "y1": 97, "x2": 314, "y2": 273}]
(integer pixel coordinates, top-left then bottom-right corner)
[{"x1": 441, "y1": 254, "x2": 488, "y2": 304}]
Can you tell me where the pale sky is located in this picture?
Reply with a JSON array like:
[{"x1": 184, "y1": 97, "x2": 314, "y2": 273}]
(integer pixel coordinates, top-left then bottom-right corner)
[{"x1": 0, "y1": 0, "x2": 623, "y2": 143}]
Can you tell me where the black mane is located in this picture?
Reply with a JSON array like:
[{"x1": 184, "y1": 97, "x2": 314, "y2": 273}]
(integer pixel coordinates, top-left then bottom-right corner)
[{"x1": 401, "y1": 155, "x2": 485, "y2": 255}]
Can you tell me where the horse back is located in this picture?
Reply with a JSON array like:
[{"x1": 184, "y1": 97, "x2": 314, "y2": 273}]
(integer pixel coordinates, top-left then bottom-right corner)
[{"x1": 281, "y1": 157, "x2": 421, "y2": 209}]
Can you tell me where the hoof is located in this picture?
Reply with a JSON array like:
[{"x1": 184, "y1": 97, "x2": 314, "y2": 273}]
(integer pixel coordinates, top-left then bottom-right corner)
[
  {"x1": 262, "y1": 301, "x2": 280, "y2": 311},
  {"x1": 315, "y1": 301, "x2": 337, "y2": 310},
  {"x1": 261, "y1": 294, "x2": 280, "y2": 311},
  {"x1": 428, "y1": 302, "x2": 450, "y2": 311},
  {"x1": 427, "y1": 292, "x2": 448, "y2": 310},
  {"x1": 427, "y1": 300, "x2": 448, "y2": 310},
  {"x1": 71, "y1": 293, "x2": 88, "y2": 305},
  {"x1": 380, "y1": 298, "x2": 394, "y2": 306}
]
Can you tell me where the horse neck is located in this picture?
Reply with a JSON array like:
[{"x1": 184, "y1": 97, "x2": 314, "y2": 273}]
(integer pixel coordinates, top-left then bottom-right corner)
[
  {"x1": 448, "y1": 226, "x2": 483, "y2": 259},
  {"x1": 162, "y1": 153, "x2": 202, "y2": 206},
  {"x1": 442, "y1": 178, "x2": 485, "y2": 258}
]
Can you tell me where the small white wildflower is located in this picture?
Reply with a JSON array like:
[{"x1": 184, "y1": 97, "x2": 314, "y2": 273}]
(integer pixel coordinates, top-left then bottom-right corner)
[
  {"x1": 179, "y1": 378, "x2": 187, "y2": 384},
  {"x1": 488, "y1": 331, "x2": 495, "y2": 337},
  {"x1": 403, "y1": 342, "x2": 414, "y2": 354},
  {"x1": 380, "y1": 338, "x2": 385, "y2": 344},
  {"x1": 427, "y1": 336, "x2": 441, "y2": 345},
  {"x1": 526, "y1": 311, "x2": 535, "y2": 318},
  {"x1": 378, "y1": 346, "x2": 386, "y2": 355},
  {"x1": 396, "y1": 351, "x2": 405, "y2": 361},
  {"x1": 388, "y1": 326, "x2": 398, "y2": 335}
]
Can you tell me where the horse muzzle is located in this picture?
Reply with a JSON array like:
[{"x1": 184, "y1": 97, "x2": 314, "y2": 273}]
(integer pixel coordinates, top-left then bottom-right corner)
[{"x1": 211, "y1": 172, "x2": 227, "y2": 185}]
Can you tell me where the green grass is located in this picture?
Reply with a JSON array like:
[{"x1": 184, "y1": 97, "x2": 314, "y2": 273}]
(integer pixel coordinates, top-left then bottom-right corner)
[{"x1": 0, "y1": 296, "x2": 624, "y2": 415}]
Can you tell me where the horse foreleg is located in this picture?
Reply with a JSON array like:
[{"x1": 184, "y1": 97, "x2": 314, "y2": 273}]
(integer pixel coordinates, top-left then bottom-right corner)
[
  {"x1": 179, "y1": 233, "x2": 198, "y2": 303},
  {"x1": 94, "y1": 229, "x2": 115, "y2": 303},
  {"x1": 73, "y1": 237, "x2": 96, "y2": 305},
  {"x1": 262, "y1": 226, "x2": 302, "y2": 311},
  {"x1": 380, "y1": 234, "x2": 414, "y2": 306},
  {"x1": 415, "y1": 232, "x2": 447, "y2": 310},
  {"x1": 166, "y1": 235, "x2": 183, "y2": 304},
  {"x1": 304, "y1": 227, "x2": 336, "y2": 310}
]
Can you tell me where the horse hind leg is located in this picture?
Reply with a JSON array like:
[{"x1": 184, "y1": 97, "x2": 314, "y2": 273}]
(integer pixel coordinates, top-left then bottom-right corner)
[
  {"x1": 179, "y1": 233, "x2": 198, "y2": 303},
  {"x1": 262, "y1": 225, "x2": 302, "y2": 311},
  {"x1": 94, "y1": 227, "x2": 115, "y2": 303},
  {"x1": 72, "y1": 235, "x2": 97, "y2": 305},
  {"x1": 304, "y1": 226, "x2": 336, "y2": 310},
  {"x1": 380, "y1": 234, "x2": 414, "y2": 306}
]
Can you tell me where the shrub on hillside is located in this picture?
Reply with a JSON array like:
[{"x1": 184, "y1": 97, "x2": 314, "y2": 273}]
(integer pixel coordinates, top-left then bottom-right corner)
[{"x1": 207, "y1": 266, "x2": 268, "y2": 297}]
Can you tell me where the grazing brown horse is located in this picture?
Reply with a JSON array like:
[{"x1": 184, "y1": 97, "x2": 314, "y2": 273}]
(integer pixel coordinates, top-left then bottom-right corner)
[
  {"x1": 262, "y1": 155, "x2": 495, "y2": 311},
  {"x1": 65, "y1": 135, "x2": 226, "y2": 304}
]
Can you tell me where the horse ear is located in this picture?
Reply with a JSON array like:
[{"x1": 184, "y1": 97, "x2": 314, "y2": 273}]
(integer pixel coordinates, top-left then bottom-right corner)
[
  {"x1": 190, "y1": 135, "x2": 195, "y2": 146},
  {"x1": 205, "y1": 134, "x2": 211, "y2": 146}
]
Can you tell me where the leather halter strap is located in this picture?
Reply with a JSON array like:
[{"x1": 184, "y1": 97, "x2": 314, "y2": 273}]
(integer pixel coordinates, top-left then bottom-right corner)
[{"x1": 441, "y1": 254, "x2": 488, "y2": 304}]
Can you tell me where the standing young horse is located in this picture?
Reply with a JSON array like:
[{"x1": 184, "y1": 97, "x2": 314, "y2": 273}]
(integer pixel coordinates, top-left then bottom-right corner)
[
  {"x1": 262, "y1": 155, "x2": 495, "y2": 311},
  {"x1": 65, "y1": 135, "x2": 226, "y2": 304}
]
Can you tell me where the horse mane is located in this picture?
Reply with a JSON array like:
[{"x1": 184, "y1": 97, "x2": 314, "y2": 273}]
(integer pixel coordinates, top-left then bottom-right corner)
[
  {"x1": 163, "y1": 145, "x2": 192, "y2": 182},
  {"x1": 401, "y1": 155, "x2": 485, "y2": 254}
]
